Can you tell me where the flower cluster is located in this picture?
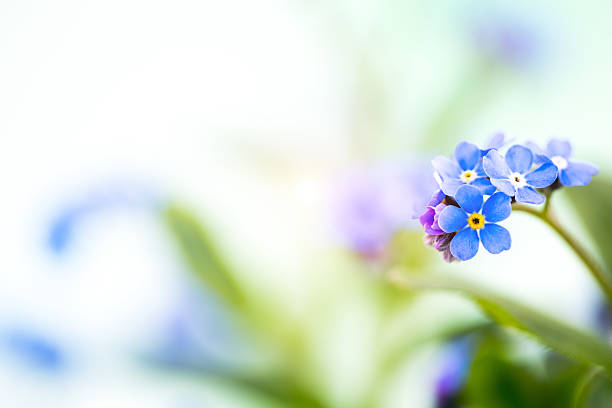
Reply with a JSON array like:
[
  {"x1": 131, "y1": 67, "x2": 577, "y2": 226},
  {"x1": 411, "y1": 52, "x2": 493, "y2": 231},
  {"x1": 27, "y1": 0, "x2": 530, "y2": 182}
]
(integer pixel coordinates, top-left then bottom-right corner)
[{"x1": 421, "y1": 137, "x2": 598, "y2": 261}]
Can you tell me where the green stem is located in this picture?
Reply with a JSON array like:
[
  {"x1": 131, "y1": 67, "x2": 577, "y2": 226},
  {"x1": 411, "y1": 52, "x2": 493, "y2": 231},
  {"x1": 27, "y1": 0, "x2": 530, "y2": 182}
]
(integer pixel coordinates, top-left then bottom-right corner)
[
  {"x1": 512, "y1": 203, "x2": 612, "y2": 306},
  {"x1": 572, "y1": 366, "x2": 604, "y2": 408}
]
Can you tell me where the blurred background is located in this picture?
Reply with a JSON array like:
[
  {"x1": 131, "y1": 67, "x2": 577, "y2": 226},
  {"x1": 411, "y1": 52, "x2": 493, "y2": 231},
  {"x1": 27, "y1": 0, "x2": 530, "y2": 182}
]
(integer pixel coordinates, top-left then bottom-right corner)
[{"x1": 1, "y1": 0, "x2": 612, "y2": 406}]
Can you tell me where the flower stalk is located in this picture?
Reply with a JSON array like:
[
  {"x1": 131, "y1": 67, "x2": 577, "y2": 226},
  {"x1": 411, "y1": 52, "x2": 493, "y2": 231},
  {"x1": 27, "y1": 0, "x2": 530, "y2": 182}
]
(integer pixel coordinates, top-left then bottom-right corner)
[{"x1": 512, "y1": 202, "x2": 612, "y2": 307}]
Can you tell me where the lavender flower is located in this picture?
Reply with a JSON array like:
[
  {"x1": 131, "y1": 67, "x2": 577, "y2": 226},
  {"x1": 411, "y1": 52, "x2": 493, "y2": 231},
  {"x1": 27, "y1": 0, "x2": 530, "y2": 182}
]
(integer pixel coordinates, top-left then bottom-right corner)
[
  {"x1": 470, "y1": 10, "x2": 542, "y2": 68},
  {"x1": 332, "y1": 162, "x2": 438, "y2": 257}
]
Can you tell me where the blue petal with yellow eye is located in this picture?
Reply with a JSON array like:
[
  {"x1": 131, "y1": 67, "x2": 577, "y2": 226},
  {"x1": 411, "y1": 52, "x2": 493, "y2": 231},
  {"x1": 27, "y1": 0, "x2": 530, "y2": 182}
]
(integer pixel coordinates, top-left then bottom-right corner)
[
  {"x1": 438, "y1": 186, "x2": 512, "y2": 261},
  {"x1": 432, "y1": 141, "x2": 499, "y2": 196}
]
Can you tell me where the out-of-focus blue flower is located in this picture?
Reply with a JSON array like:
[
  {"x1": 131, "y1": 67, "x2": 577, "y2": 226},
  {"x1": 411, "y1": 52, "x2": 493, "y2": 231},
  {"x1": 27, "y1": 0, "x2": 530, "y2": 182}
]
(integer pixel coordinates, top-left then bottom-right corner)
[
  {"x1": 434, "y1": 337, "x2": 474, "y2": 408},
  {"x1": 438, "y1": 185, "x2": 511, "y2": 261},
  {"x1": 469, "y1": 9, "x2": 543, "y2": 69},
  {"x1": 479, "y1": 132, "x2": 507, "y2": 156},
  {"x1": 432, "y1": 142, "x2": 496, "y2": 197},
  {"x1": 527, "y1": 139, "x2": 598, "y2": 187},
  {"x1": 332, "y1": 161, "x2": 438, "y2": 257},
  {"x1": 48, "y1": 181, "x2": 162, "y2": 254},
  {"x1": 4, "y1": 329, "x2": 66, "y2": 372},
  {"x1": 483, "y1": 145, "x2": 557, "y2": 204}
]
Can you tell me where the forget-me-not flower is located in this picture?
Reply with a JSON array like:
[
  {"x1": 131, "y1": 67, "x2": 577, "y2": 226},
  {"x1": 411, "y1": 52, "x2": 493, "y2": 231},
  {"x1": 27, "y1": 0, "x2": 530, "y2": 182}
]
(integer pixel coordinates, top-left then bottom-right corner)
[
  {"x1": 438, "y1": 185, "x2": 512, "y2": 261},
  {"x1": 432, "y1": 142, "x2": 496, "y2": 197},
  {"x1": 483, "y1": 145, "x2": 557, "y2": 204},
  {"x1": 528, "y1": 139, "x2": 598, "y2": 187}
]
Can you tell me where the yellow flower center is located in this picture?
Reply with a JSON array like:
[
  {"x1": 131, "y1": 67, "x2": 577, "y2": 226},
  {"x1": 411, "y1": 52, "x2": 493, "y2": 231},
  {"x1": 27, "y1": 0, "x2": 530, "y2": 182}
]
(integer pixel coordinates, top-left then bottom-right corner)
[
  {"x1": 460, "y1": 170, "x2": 475, "y2": 183},
  {"x1": 468, "y1": 213, "x2": 485, "y2": 230}
]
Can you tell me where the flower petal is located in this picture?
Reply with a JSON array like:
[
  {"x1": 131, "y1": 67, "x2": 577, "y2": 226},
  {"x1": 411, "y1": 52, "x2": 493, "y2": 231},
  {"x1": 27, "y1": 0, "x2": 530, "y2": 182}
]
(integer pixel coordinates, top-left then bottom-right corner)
[
  {"x1": 482, "y1": 192, "x2": 512, "y2": 223},
  {"x1": 474, "y1": 160, "x2": 486, "y2": 177},
  {"x1": 450, "y1": 228, "x2": 480, "y2": 261},
  {"x1": 525, "y1": 141, "x2": 552, "y2": 166},
  {"x1": 505, "y1": 145, "x2": 533, "y2": 174},
  {"x1": 559, "y1": 162, "x2": 599, "y2": 187},
  {"x1": 440, "y1": 179, "x2": 465, "y2": 196},
  {"x1": 432, "y1": 156, "x2": 461, "y2": 180},
  {"x1": 515, "y1": 186, "x2": 545, "y2": 204},
  {"x1": 427, "y1": 189, "x2": 446, "y2": 207},
  {"x1": 525, "y1": 163, "x2": 558, "y2": 188},
  {"x1": 546, "y1": 139, "x2": 572, "y2": 159},
  {"x1": 454, "y1": 142, "x2": 481, "y2": 171},
  {"x1": 471, "y1": 177, "x2": 497, "y2": 195},
  {"x1": 489, "y1": 178, "x2": 516, "y2": 196},
  {"x1": 480, "y1": 224, "x2": 511, "y2": 254},
  {"x1": 483, "y1": 150, "x2": 510, "y2": 179},
  {"x1": 484, "y1": 132, "x2": 506, "y2": 150},
  {"x1": 455, "y1": 185, "x2": 483, "y2": 213},
  {"x1": 438, "y1": 206, "x2": 468, "y2": 233},
  {"x1": 524, "y1": 141, "x2": 545, "y2": 156}
]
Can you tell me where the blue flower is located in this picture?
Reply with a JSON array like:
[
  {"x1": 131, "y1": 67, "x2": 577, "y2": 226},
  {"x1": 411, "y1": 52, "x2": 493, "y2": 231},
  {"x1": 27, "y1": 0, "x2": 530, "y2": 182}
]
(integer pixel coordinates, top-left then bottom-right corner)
[
  {"x1": 528, "y1": 139, "x2": 599, "y2": 187},
  {"x1": 479, "y1": 132, "x2": 507, "y2": 156},
  {"x1": 483, "y1": 145, "x2": 557, "y2": 204},
  {"x1": 432, "y1": 142, "x2": 496, "y2": 197},
  {"x1": 434, "y1": 337, "x2": 474, "y2": 407},
  {"x1": 438, "y1": 185, "x2": 512, "y2": 261},
  {"x1": 5, "y1": 329, "x2": 66, "y2": 372},
  {"x1": 469, "y1": 8, "x2": 543, "y2": 69}
]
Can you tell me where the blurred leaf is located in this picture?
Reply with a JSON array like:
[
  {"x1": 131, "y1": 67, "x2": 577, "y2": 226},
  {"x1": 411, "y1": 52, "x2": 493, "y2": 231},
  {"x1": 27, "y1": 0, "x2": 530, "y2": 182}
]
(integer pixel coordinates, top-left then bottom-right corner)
[
  {"x1": 565, "y1": 178, "x2": 612, "y2": 276},
  {"x1": 163, "y1": 204, "x2": 243, "y2": 306},
  {"x1": 387, "y1": 229, "x2": 432, "y2": 270},
  {"x1": 458, "y1": 328, "x2": 584, "y2": 408},
  {"x1": 145, "y1": 360, "x2": 326, "y2": 408},
  {"x1": 388, "y1": 271, "x2": 612, "y2": 373}
]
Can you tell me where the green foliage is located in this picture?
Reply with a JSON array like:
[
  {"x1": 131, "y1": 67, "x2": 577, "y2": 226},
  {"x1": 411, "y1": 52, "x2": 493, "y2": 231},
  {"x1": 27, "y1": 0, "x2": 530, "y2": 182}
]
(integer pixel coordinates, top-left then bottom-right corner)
[
  {"x1": 389, "y1": 271, "x2": 612, "y2": 374},
  {"x1": 457, "y1": 328, "x2": 585, "y2": 408},
  {"x1": 565, "y1": 178, "x2": 612, "y2": 277},
  {"x1": 162, "y1": 204, "x2": 243, "y2": 306}
]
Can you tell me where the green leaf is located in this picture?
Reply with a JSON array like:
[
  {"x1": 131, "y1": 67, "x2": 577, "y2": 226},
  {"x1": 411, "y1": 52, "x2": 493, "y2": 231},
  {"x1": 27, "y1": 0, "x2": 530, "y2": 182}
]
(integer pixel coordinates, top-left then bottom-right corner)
[
  {"x1": 565, "y1": 178, "x2": 612, "y2": 276},
  {"x1": 387, "y1": 270, "x2": 612, "y2": 373},
  {"x1": 162, "y1": 204, "x2": 243, "y2": 306}
]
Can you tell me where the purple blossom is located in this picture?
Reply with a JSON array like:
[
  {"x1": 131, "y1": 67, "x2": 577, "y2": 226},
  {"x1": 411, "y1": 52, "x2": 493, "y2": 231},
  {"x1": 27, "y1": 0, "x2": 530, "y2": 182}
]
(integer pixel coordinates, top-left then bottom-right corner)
[
  {"x1": 469, "y1": 9, "x2": 542, "y2": 68},
  {"x1": 332, "y1": 161, "x2": 438, "y2": 257},
  {"x1": 434, "y1": 337, "x2": 473, "y2": 407},
  {"x1": 420, "y1": 190, "x2": 447, "y2": 236}
]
